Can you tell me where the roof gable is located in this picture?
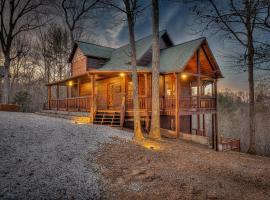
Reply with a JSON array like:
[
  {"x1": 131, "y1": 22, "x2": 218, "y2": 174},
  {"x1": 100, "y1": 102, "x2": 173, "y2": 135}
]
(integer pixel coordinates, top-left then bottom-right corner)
[
  {"x1": 69, "y1": 41, "x2": 115, "y2": 62},
  {"x1": 104, "y1": 30, "x2": 170, "y2": 67},
  {"x1": 160, "y1": 38, "x2": 205, "y2": 73}
]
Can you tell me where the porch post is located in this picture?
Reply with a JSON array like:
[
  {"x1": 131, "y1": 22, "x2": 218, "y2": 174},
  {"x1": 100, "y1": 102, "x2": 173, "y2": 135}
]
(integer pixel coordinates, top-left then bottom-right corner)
[
  {"x1": 212, "y1": 114, "x2": 215, "y2": 149},
  {"x1": 144, "y1": 73, "x2": 150, "y2": 131},
  {"x1": 56, "y1": 84, "x2": 59, "y2": 111},
  {"x1": 197, "y1": 114, "x2": 200, "y2": 135},
  {"x1": 121, "y1": 73, "x2": 127, "y2": 99},
  {"x1": 77, "y1": 79, "x2": 80, "y2": 111},
  {"x1": 203, "y1": 114, "x2": 205, "y2": 136},
  {"x1": 175, "y1": 73, "x2": 180, "y2": 138},
  {"x1": 214, "y1": 79, "x2": 218, "y2": 151},
  {"x1": 47, "y1": 85, "x2": 51, "y2": 110},
  {"x1": 90, "y1": 74, "x2": 96, "y2": 123},
  {"x1": 196, "y1": 49, "x2": 201, "y2": 136},
  {"x1": 66, "y1": 85, "x2": 69, "y2": 111}
]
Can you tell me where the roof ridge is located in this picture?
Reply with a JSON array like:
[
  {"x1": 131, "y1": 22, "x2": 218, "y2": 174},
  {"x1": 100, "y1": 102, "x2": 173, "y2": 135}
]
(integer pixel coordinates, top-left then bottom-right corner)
[
  {"x1": 114, "y1": 29, "x2": 167, "y2": 50},
  {"x1": 75, "y1": 40, "x2": 115, "y2": 50},
  {"x1": 161, "y1": 37, "x2": 206, "y2": 51}
]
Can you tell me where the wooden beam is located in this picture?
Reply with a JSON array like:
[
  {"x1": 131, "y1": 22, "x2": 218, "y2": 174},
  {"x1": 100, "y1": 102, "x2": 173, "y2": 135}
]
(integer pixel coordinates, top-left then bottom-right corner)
[
  {"x1": 197, "y1": 114, "x2": 200, "y2": 135},
  {"x1": 197, "y1": 49, "x2": 201, "y2": 110},
  {"x1": 56, "y1": 84, "x2": 59, "y2": 111},
  {"x1": 214, "y1": 80, "x2": 218, "y2": 151},
  {"x1": 203, "y1": 114, "x2": 205, "y2": 136},
  {"x1": 144, "y1": 73, "x2": 150, "y2": 132},
  {"x1": 77, "y1": 79, "x2": 80, "y2": 111},
  {"x1": 66, "y1": 85, "x2": 69, "y2": 111},
  {"x1": 212, "y1": 114, "x2": 215, "y2": 149},
  {"x1": 47, "y1": 86, "x2": 51, "y2": 110},
  {"x1": 175, "y1": 73, "x2": 180, "y2": 138},
  {"x1": 90, "y1": 75, "x2": 96, "y2": 123}
]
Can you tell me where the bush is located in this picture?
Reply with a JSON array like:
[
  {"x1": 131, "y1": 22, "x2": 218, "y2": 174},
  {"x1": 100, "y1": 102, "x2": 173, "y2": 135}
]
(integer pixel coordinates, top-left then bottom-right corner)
[{"x1": 12, "y1": 91, "x2": 31, "y2": 112}]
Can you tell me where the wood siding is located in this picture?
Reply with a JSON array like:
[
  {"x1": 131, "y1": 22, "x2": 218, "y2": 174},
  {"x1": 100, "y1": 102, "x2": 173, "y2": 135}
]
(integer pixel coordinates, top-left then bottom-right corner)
[{"x1": 71, "y1": 48, "x2": 87, "y2": 76}]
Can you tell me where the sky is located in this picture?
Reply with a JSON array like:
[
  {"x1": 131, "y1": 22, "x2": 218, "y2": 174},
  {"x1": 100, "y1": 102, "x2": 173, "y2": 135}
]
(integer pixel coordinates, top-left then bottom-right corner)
[{"x1": 92, "y1": 1, "x2": 251, "y2": 92}]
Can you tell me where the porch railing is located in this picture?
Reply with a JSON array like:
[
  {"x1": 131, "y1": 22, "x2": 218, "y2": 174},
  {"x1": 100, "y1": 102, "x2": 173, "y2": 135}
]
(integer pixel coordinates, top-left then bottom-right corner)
[
  {"x1": 47, "y1": 95, "x2": 216, "y2": 112},
  {"x1": 48, "y1": 96, "x2": 92, "y2": 111},
  {"x1": 125, "y1": 95, "x2": 216, "y2": 111}
]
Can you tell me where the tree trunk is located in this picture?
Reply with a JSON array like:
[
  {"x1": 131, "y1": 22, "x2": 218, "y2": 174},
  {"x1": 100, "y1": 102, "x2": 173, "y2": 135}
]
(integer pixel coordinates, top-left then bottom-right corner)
[
  {"x1": 149, "y1": 0, "x2": 161, "y2": 139},
  {"x1": 247, "y1": 32, "x2": 256, "y2": 154},
  {"x1": 246, "y1": 2, "x2": 256, "y2": 154},
  {"x1": 2, "y1": 56, "x2": 11, "y2": 104},
  {"x1": 126, "y1": 6, "x2": 144, "y2": 141}
]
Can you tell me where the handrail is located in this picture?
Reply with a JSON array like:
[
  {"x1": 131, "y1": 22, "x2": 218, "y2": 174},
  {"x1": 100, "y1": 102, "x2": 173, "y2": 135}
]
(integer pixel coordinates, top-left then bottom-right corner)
[{"x1": 120, "y1": 95, "x2": 126, "y2": 129}]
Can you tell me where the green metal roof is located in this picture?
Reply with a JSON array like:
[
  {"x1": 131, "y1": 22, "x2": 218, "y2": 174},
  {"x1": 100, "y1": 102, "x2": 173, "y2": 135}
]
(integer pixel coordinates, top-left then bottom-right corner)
[
  {"x1": 73, "y1": 32, "x2": 218, "y2": 75},
  {"x1": 94, "y1": 65, "x2": 150, "y2": 72},
  {"x1": 160, "y1": 37, "x2": 205, "y2": 73},
  {"x1": 76, "y1": 41, "x2": 115, "y2": 59},
  {"x1": 104, "y1": 30, "x2": 166, "y2": 68}
]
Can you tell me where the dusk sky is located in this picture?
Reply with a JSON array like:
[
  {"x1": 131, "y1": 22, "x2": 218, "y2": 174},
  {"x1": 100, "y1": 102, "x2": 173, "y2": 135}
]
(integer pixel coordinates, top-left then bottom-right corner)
[{"x1": 92, "y1": 1, "x2": 250, "y2": 92}]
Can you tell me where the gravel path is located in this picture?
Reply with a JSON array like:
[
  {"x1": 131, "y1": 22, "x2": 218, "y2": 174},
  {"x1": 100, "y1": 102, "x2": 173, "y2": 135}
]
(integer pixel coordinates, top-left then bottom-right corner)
[{"x1": 0, "y1": 111, "x2": 131, "y2": 199}]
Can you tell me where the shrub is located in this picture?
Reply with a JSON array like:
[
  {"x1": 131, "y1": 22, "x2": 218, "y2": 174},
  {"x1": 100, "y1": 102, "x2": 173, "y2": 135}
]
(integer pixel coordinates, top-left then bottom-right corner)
[{"x1": 12, "y1": 91, "x2": 31, "y2": 112}]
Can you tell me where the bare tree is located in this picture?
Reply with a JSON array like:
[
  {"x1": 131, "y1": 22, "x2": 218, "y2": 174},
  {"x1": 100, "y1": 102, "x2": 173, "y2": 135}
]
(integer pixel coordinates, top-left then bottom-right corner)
[
  {"x1": 103, "y1": 0, "x2": 146, "y2": 140},
  {"x1": 0, "y1": 0, "x2": 44, "y2": 103},
  {"x1": 37, "y1": 24, "x2": 70, "y2": 83},
  {"x1": 149, "y1": 0, "x2": 161, "y2": 139},
  {"x1": 60, "y1": 0, "x2": 101, "y2": 44},
  {"x1": 191, "y1": 0, "x2": 270, "y2": 154}
]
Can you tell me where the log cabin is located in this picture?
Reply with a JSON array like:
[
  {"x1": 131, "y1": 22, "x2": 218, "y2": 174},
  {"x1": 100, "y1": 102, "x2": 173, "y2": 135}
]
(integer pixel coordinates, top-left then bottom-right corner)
[{"x1": 45, "y1": 30, "x2": 223, "y2": 149}]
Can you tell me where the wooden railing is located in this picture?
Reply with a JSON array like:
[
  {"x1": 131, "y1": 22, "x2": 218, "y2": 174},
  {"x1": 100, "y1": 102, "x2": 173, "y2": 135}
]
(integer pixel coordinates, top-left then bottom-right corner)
[
  {"x1": 47, "y1": 95, "x2": 216, "y2": 113},
  {"x1": 125, "y1": 95, "x2": 216, "y2": 111},
  {"x1": 220, "y1": 138, "x2": 240, "y2": 152},
  {"x1": 179, "y1": 96, "x2": 216, "y2": 110},
  {"x1": 48, "y1": 96, "x2": 92, "y2": 111}
]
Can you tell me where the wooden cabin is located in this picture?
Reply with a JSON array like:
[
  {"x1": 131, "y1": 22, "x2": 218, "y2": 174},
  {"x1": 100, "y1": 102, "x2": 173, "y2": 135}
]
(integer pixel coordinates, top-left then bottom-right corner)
[{"x1": 45, "y1": 30, "x2": 223, "y2": 149}]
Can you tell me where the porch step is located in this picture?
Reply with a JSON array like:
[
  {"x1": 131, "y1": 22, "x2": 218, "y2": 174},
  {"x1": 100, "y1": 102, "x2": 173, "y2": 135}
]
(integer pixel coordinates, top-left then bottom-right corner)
[{"x1": 93, "y1": 110, "x2": 121, "y2": 127}]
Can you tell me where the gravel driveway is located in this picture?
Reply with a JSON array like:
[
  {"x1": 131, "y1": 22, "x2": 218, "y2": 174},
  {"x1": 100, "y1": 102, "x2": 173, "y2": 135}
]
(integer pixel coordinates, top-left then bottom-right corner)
[{"x1": 0, "y1": 112, "x2": 131, "y2": 199}]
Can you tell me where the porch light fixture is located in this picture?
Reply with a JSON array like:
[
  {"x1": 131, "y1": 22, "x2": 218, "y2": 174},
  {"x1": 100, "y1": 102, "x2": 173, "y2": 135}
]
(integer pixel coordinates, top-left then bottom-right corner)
[
  {"x1": 181, "y1": 73, "x2": 187, "y2": 80},
  {"x1": 68, "y1": 81, "x2": 73, "y2": 86},
  {"x1": 120, "y1": 72, "x2": 125, "y2": 77}
]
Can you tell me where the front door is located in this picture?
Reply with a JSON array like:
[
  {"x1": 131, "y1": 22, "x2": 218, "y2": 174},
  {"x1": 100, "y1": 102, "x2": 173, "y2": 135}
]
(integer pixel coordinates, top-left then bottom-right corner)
[{"x1": 107, "y1": 82, "x2": 121, "y2": 109}]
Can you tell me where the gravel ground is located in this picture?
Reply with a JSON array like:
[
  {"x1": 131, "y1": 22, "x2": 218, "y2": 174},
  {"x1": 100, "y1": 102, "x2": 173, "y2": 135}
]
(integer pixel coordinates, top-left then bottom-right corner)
[
  {"x1": 96, "y1": 138, "x2": 270, "y2": 200},
  {"x1": 0, "y1": 111, "x2": 131, "y2": 200}
]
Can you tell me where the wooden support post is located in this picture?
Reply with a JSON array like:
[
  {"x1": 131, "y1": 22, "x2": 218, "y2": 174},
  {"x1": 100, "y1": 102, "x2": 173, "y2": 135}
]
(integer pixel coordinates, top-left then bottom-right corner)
[
  {"x1": 203, "y1": 114, "x2": 205, "y2": 136},
  {"x1": 175, "y1": 73, "x2": 180, "y2": 138},
  {"x1": 190, "y1": 115, "x2": 192, "y2": 134},
  {"x1": 47, "y1": 86, "x2": 51, "y2": 110},
  {"x1": 196, "y1": 49, "x2": 201, "y2": 136},
  {"x1": 197, "y1": 114, "x2": 200, "y2": 135},
  {"x1": 197, "y1": 49, "x2": 201, "y2": 109},
  {"x1": 56, "y1": 84, "x2": 59, "y2": 111},
  {"x1": 120, "y1": 74, "x2": 127, "y2": 129},
  {"x1": 144, "y1": 73, "x2": 150, "y2": 132},
  {"x1": 214, "y1": 80, "x2": 218, "y2": 151},
  {"x1": 90, "y1": 75, "x2": 96, "y2": 123},
  {"x1": 66, "y1": 85, "x2": 69, "y2": 111},
  {"x1": 77, "y1": 79, "x2": 80, "y2": 111},
  {"x1": 212, "y1": 114, "x2": 215, "y2": 149}
]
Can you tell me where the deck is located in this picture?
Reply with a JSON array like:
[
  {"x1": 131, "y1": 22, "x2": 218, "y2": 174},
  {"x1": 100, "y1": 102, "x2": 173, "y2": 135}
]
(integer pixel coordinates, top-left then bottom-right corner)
[{"x1": 45, "y1": 95, "x2": 216, "y2": 116}]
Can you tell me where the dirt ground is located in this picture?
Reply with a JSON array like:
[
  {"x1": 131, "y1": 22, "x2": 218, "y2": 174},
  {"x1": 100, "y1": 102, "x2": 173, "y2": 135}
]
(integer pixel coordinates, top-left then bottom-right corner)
[{"x1": 95, "y1": 138, "x2": 270, "y2": 200}]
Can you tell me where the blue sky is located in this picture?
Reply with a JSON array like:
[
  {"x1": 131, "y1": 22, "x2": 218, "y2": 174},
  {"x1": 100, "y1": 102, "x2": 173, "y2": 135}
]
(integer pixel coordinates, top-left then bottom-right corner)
[{"x1": 94, "y1": 1, "x2": 249, "y2": 92}]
